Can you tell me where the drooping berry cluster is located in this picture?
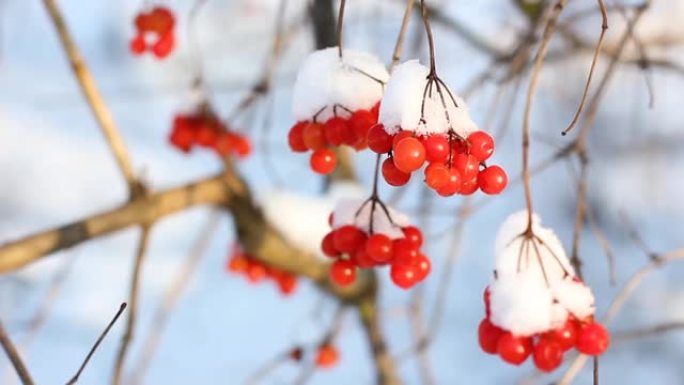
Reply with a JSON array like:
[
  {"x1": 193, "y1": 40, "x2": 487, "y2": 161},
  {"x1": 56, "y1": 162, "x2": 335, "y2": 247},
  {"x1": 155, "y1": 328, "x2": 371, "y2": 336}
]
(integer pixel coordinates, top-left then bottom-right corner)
[
  {"x1": 226, "y1": 248, "x2": 297, "y2": 296},
  {"x1": 481, "y1": 211, "x2": 610, "y2": 372},
  {"x1": 170, "y1": 109, "x2": 251, "y2": 158},
  {"x1": 479, "y1": 286, "x2": 610, "y2": 371},
  {"x1": 321, "y1": 199, "x2": 431, "y2": 289},
  {"x1": 288, "y1": 104, "x2": 380, "y2": 175},
  {"x1": 130, "y1": 6, "x2": 176, "y2": 59}
]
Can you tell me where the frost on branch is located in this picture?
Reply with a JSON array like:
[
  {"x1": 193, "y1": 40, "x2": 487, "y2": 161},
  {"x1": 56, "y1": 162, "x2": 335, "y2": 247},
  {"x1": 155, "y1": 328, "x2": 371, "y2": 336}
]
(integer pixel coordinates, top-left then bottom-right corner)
[
  {"x1": 378, "y1": 60, "x2": 477, "y2": 136},
  {"x1": 292, "y1": 47, "x2": 389, "y2": 122}
]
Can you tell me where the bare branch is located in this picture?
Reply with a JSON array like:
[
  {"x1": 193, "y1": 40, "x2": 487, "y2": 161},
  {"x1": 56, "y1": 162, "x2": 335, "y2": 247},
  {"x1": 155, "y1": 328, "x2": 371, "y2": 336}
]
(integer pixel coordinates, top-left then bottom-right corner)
[{"x1": 0, "y1": 320, "x2": 34, "y2": 385}]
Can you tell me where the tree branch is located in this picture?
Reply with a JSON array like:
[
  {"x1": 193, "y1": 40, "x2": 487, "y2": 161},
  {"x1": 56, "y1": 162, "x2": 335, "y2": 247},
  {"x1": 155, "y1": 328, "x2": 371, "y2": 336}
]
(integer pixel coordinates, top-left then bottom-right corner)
[{"x1": 0, "y1": 319, "x2": 34, "y2": 385}]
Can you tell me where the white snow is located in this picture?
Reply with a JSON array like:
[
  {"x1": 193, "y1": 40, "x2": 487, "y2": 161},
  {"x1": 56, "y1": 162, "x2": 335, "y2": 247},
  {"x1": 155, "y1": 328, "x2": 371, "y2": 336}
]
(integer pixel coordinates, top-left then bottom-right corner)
[
  {"x1": 292, "y1": 47, "x2": 389, "y2": 122},
  {"x1": 489, "y1": 210, "x2": 596, "y2": 335},
  {"x1": 331, "y1": 198, "x2": 410, "y2": 239},
  {"x1": 378, "y1": 60, "x2": 478, "y2": 137}
]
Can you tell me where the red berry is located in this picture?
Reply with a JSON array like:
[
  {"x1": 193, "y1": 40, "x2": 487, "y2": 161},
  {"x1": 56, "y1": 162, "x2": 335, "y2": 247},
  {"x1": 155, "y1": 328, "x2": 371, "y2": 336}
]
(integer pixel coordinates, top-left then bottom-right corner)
[
  {"x1": 392, "y1": 130, "x2": 413, "y2": 149},
  {"x1": 402, "y1": 226, "x2": 423, "y2": 247},
  {"x1": 149, "y1": 7, "x2": 175, "y2": 34},
  {"x1": 333, "y1": 226, "x2": 366, "y2": 254},
  {"x1": 152, "y1": 31, "x2": 174, "y2": 59},
  {"x1": 352, "y1": 247, "x2": 376, "y2": 268},
  {"x1": 460, "y1": 176, "x2": 479, "y2": 195},
  {"x1": 467, "y1": 131, "x2": 495, "y2": 162},
  {"x1": 302, "y1": 122, "x2": 327, "y2": 150},
  {"x1": 576, "y1": 322, "x2": 610, "y2": 356},
  {"x1": 366, "y1": 234, "x2": 394, "y2": 263},
  {"x1": 451, "y1": 138, "x2": 468, "y2": 155},
  {"x1": 478, "y1": 318, "x2": 504, "y2": 354},
  {"x1": 382, "y1": 157, "x2": 410, "y2": 186},
  {"x1": 478, "y1": 165, "x2": 508, "y2": 195},
  {"x1": 367, "y1": 124, "x2": 393, "y2": 154},
  {"x1": 324, "y1": 117, "x2": 347, "y2": 146},
  {"x1": 288, "y1": 122, "x2": 308, "y2": 152},
  {"x1": 130, "y1": 35, "x2": 146, "y2": 55},
  {"x1": 246, "y1": 261, "x2": 267, "y2": 283},
  {"x1": 349, "y1": 109, "x2": 376, "y2": 139},
  {"x1": 393, "y1": 137, "x2": 426, "y2": 173},
  {"x1": 310, "y1": 149, "x2": 337, "y2": 175},
  {"x1": 497, "y1": 333, "x2": 532, "y2": 365},
  {"x1": 414, "y1": 254, "x2": 431, "y2": 281},
  {"x1": 330, "y1": 260, "x2": 357, "y2": 286},
  {"x1": 315, "y1": 345, "x2": 339, "y2": 368},
  {"x1": 533, "y1": 338, "x2": 564, "y2": 372},
  {"x1": 390, "y1": 262, "x2": 418, "y2": 289},
  {"x1": 424, "y1": 162, "x2": 450, "y2": 190},
  {"x1": 392, "y1": 239, "x2": 418, "y2": 265},
  {"x1": 227, "y1": 254, "x2": 249, "y2": 273},
  {"x1": 453, "y1": 153, "x2": 480, "y2": 180},
  {"x1": 169, "y1": 122, "x2": 195, "y2": 152},
  {"x1": 321, "y1": 232, "x2": 339, "y2": 258},
  {"x1": 277, "y1": 274, "x2": 298, "y2": 295},
  {"x1": 544, "y1": 319, "x2": 578, "y2": 351},
  {"x1": 196, "y1": 124, "x2": 218, "y2": 147},
  {"x1": 436, "y1": 168, "x2": 462, "y2": 197},
  {"x1": 422, "y1": 135, "x2": 449, "y2": 163}
]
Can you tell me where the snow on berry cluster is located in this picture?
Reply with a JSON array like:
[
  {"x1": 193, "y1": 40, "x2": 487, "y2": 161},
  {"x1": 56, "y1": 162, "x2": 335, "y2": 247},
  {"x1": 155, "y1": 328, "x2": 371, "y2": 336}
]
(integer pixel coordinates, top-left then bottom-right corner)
[
  {"x1": 288, "y1": 48, "x2": 389, "y2": 175},
  {"x1": 478, "y1": 211, "x2": 610, "y2": 372},
  {"x1": 226, "y1": 246, "x2": 298, "y2": 296},
  {"x1": 321, "y1": 199, "x2": 431, "y2": 289},
  {"x1": 371, "y1": 61, "x2": 507, "y2": 196},
  {"x1": 129, "y1": 6, "x2": 176, "y2": 59},
  {"x1": 169, "y1": 106, "x2": 251, "y2": 158}
]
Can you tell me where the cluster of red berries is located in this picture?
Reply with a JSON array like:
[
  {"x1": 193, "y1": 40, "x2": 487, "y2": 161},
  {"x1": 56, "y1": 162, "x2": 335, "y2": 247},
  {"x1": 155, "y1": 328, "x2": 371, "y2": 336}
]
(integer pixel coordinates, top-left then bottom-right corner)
[
  {"x1": 130, "y1": 6, "x2": 176, "y2": 59},
  {"x1": 226, "y1": 251, "x2": 297, "y2": 296},
  {"x1": 321, "y1": 216, "x2": 430, "y2": 289},
  {"x1": 478, "y1": 287, "x2": 610, "y2": 372},
  {"x1": 287, "y1": 104, "x2": 380, "y2": 175},
  {"x1": 368, "y1": 127, "x2": 507, "y2": 196},
  {"x1": 170, "y1": 112, "x2": 251, "y2": 158}
]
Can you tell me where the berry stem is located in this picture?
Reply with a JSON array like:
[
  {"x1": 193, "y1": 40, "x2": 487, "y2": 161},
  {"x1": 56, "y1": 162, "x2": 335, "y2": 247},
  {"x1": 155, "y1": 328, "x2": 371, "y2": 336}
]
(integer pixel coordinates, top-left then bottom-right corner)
[
  {"x1": 420, "y1": 0, "x2": 437, "y2": 75},
  {"x1": 336, "y1": 0, "x2": 346, "y2": 59}
]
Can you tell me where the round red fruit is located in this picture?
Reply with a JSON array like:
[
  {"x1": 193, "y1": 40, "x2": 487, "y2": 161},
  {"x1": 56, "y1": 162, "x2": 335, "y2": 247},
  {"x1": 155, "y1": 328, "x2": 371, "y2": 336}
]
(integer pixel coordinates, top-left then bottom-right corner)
[
  {"x1": 545, "y1": 319, "x2": 578, "y2": 351},
  {"x1": 367, "y1": 124, "x2": 393, "y2": 154},
  {"x1": 392, "y1": 239, "x2": 418, "y2": 265},
  {"x1": 321, "y1": 232, "x2": 339, "y2": 258},
  {"x1": 467, "y1": 131, "x2": 495, "y2": 162},
  {"x1": 424, "y1": 162, "x2": 450, "y2": 190},
  {"x1": 152, "y1": 32, "x2": 175, "y2": 59},
  {"x1": 436, "y1": 168, "x2": 463, "y2": 197},
  {"x1": 288, "y1": 122, "x2": 308, "y2": 152},
  {"x1": 324, "y1": 117, "x2": 347, "y2": 146},
  {"x1": 422, "y1": 135, "x2": 449, "y2": 163},
  {"x1": 302, "y1": 122, "x2": 327, "y2": 150},
  {"x1": 350, "y1": 109, "x2": 376, "y2": 139},
  {"x1": 390, "y1": 262, "x2": 418, "y2": 289},
  {"x1": 353, "y1": 247, "x2": 376, "y2": 268},
  {"x1": 130, "y1": 35, "x2": 146, "y2": 55},
  {"x1": 366, "y1": 234, "x2": 394, "y2": 263},
  {"x1": 414, "y1": 254, "x2": 431, "y2": 281},
  {"x1": 453, "y1": 153, "x2": 480, "y2": 180},
  {"x1": 233, "y1": 135, "x2": 252, "y2": 158},
  {"x1": 460, "y1": 176, "x2": 479, "y2": 195},
  {"x1": 392, "y1": 130, "x2": 413, "y2": 149},
  {"x1": 382, "y1": 157, "x2": 410, "y2": 186},
  {"x1": 497, "y1": 333, "x2": 532, "y2": 365},
  {"x1": 315, "y1": 345, "x2": 339, "y2": 368},
  {"x1": 478, "y1": 318, "x2": 504, "y2": 354},
  {"x1": 333, "y1": 225, "x2": 366, "y2": 254},
  {"x1": 310, "y1": 149, "x2": 337, "y2": 175},
  {"x1": 576, "y1": 322, "x2": 610, "y2": 356},
  {"x1": 402, "y1": 226, "x2": 423, "y2": 247},
  {"x1": 393, "y1": 137, "x2": 426, "y2": 173},
  {"x1": 478, "y1": 165, "x2": 508, "y2": 195},
  {"x1": 533, "y1": 338, "x2": 564, "y2": 372},
  {"x1": 330, "y1": 260, "x2": 357, "y2": 286}
]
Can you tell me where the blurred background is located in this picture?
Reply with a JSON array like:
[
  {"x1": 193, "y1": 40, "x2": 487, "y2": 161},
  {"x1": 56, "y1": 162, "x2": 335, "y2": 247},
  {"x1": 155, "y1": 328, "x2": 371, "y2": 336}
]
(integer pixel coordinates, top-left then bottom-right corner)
[{"x1": 1, "y1": 0, "x2": 683, "y2": 384}]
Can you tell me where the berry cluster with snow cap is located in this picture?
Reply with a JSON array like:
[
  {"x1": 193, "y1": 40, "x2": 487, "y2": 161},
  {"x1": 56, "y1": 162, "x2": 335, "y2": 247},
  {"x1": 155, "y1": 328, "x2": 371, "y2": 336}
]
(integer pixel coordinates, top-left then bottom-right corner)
[
  {"x1": 478, "y1": 211, "x2": 610, "y2": 372},
  {"x1": 371, "y1": 61, "x2": 507, "y2": 196},
  {"x1": 226, "y1": 246, "x2": 297, "y2": 296},
  {"x1": 288, "y1": 48, "x2": 389, "y2": 175},
  {"x1": 169, "y1": 105, "x2": 251, "y2": 158},
  {"x1": 129, "y1": 6, "x2": 176, "y2": 59},
  {"x1": 321, "y1": 198, "x2": 431, "y2": 289}
]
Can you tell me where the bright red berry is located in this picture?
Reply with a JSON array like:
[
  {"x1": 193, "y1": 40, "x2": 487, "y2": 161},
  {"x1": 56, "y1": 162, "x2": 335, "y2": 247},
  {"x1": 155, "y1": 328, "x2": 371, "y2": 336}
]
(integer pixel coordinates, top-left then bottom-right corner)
[
  {"x1": 152, "y1": 31, "x2": 175, "y2": 58},
  {"x1": 460, "y1": 176, "x2": 479, "y2": 195},
  {"x1": 288, "y1": 122, "x2": 308, "y2": 152},
  {"x1": 227, "y1": 254, "x2": 249, "y2": 273},
  {"x1": 321, "y1": 232, "x2": 339, "y2": 258},
  {"x1": 533, "y1": 338, "x2": 564, "y2": 372},
  {"x1": 436, "y1": 168, "x2": 462, "y2": 197},
  {"x1": 424, "y1": 162, "x2": 450, "y2": 190},
  {"x1": 393, "y1": 137, "x2": 426, "y2": 173},
  {"x1": 130, "y1": 35, "x2": 146, "y2": 55},
  {"x1": 352, "y1": 247, "x2": 376, "y2": 268},
  {"x1": 367, "y1": 124, "x2": 393, "y2": 154},
  {"x1": 414, "y1": 254, "x2": 431, "y2": 281},
  {"x1": 310, "y1": 149, "x2": 337, "y2": 175},
  {"x1": 392, "y1": 239, "x2": 418, "y2": 265},
  {"x1": 478, "y1": 318, "x2": 504, "y2": 354},
  {"x1": 453, "y1": 153, "x2": 480, "y2": 180},
  {"x1": 349, "y1": 109, "x2": 376, "y2": 139},
  {"x1": 497, "y1": 333, "x2": 533, "y2": 365},
  {"x1": 315, "y1": 345, "x2": 339, "y2": 368},
  {"x1": 422, "y1": 135, "x2": 449, "y2": 163},
  {"x1": 382, "y1": 157, "x2": 410, "y2": 186},
  {"x1": 392, "y1": 130, "x2": 413, "y2": 149},
  {"x1": 330, "y1": 260, "x2": 357, "y2": 286},
  {"x1": 467, "y1": 131, "x2": 495, "y2": 162},
  {"x1": 365, "y1": 234, "x2": 394, "y2": 263},
  {"x1": 246, "y1": 262, "x2": 267, "y2": 283},
  {"x1": 332, "y1": 226, "x2": 366, "y2": 254},
  {"x1": 576, "y1": 322, "x2": 610, "y2": 356},
  {"x1": 544, "y1": 319, "x2": 578, "y2": 351},
  {"x1": 196, "y1": 124, "x2": 218, "y2": 147},
  {"x1": 390, "y1": 262, "x2": 418, "y2": 289},
  {"x1": 233, "y1": 135, "x2": 252, "y2": 158},
  {"x1": 478, "y1": 165, "x2": 508, "y2": 195},
  {"x1": 324, "y1": 117, "x2": 347, "y2": 146},
  {"x1": 277, "y1": 274, "x2": 298, "y2": 295},
  {"x1": 302, "y1": 122, "x2": 327, "y2": 150},
  {"x1": 402, "y1": 226, "x2": 423, "y2": 247}
]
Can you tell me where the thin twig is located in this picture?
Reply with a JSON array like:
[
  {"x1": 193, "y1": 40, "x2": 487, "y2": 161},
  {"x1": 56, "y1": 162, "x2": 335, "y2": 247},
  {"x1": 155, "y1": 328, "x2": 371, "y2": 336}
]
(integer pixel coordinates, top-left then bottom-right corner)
[
  {"x1": 0, "y1": 320, "x2": 34, "y2": 385},
  {"x1": 613, "y1": 321, "x2": 684, "y2": 342},
  {"x1": 391, "y1": 0, "x2": 415, "y2": 69},
  {"x1": 66, "y1": 303, "x2": 127, "y2": 385}
]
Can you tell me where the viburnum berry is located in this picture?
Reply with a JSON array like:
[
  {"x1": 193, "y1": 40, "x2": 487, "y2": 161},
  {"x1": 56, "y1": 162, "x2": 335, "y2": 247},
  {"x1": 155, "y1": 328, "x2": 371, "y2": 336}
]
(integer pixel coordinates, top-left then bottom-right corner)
[
  {"x1": 414, "y1": 254, "x2": 431, "y2": 281},
  {"x1": 382, "y1": 157, "x2": 411, "y2": 186},
  {"x1": 459, "y1": 176, "x2": 479, "y2": 195},
  {"x1": 350, "y1": 109, "x2": 376, "y2": 142},
  {"x1": 576, "y1": 322, "x2": 610, "y2": 356},
  {"x1": 365, "y1": 234, "x2": 394, "y2": 263},
  {"x1": 310, "y1": 149, "x2": 337, "y2": 175},
  {"x1": 497, "y1": 333, "x2": 533, "y2": 365},
  {"x1": 544, "y1": 319, "x2": 578, "y2": 351},
  {"x1": 246, "y1": 262, "x2": 267, "y2": 283},
  {"x1": 422, "y1": 135, "x2": 449, "y2": 163},
  {"x1": 315, "y1": 345, "x2": 339, "y2": 368},
  {"x1": 453, "y1": 153, "x2": 480, "y2": 180},
  {"x1": 478, "y1": 318, "x2": 504, "y2": 354},
  {"x1": 130, "y1": 35, "x2": 146, "y2": 55},
  {"x1": 393, "y1": 137, "x2": 426, "y2": 173},
  {"x1": 390, "y1": 262, "x2": 418, "y2": 289},
  {"x1": 424, "y1": 162, "x2": 450, "y2": 190},
  {"x1": 352, "y1": 247, "x2": 375, "y2": 268},
  {"x1": 367, "y1": 124, "x2": 393, "y2": 154},
  {"x1": 467, "y1": 131, "x2": 495, "y2": 162},
  {"x1": 392, "y1": 130, "x2": 413, "y2": 149},
  {"x1": 436, "y1": 168, "x2": 463, "y2": 197},
  {"x1": 330, "y1": 260, "x2": 357, "y2": 286},
  {"x1": 321, "y1": 232, "x2": 339, "y2": 258},
  {"x1": 478, "y1": 165, "x2": 508, "y2": 195},
  {"x1": 130, "y1": 6, "x2": 176, "y2": 59},
  {"x1": 533, "y1": 338, "x2": 564, "y2": 372},
  {"x1": 333, "y1": 226, "x2": 366, "y2": 254},
  {"x1": 302, "y1": 122, "x2": 327, "y2": 150},
  {"x1": 169, "y1": 110, "x2": 251, "y2": 159},
  {"x1": 402, "y1": 226, "x2": 423, "y2": 247},
  {"x1": 324, "y1": 117, "x2": 347, "y2": 146},
  {"x1": 152, "y1": 31, "x2": 174, "y2": 58},
  {"x1": 288, "y1": 122, "x2": 308, "y2": 152},
  {"x1": 227, "y1": 249, "x2": 298, "y2": 296},
  {"x1": 392, "y1": 239, "x2": 418, "y2": 265}
]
